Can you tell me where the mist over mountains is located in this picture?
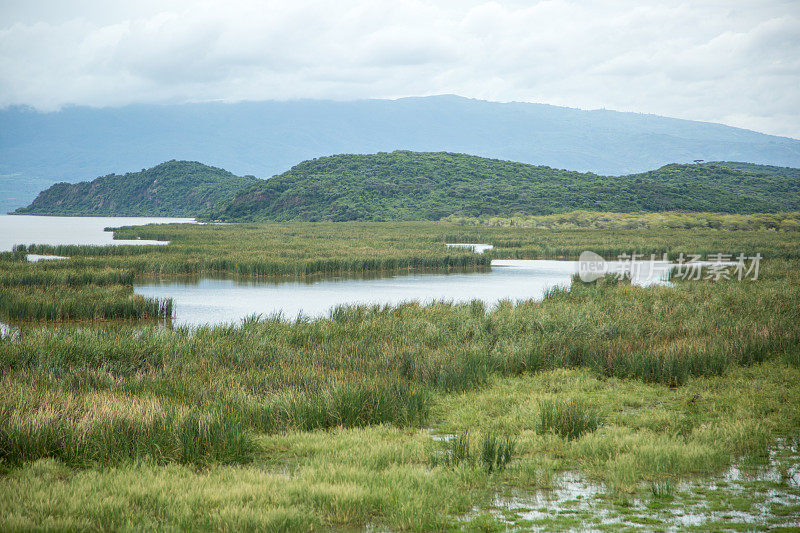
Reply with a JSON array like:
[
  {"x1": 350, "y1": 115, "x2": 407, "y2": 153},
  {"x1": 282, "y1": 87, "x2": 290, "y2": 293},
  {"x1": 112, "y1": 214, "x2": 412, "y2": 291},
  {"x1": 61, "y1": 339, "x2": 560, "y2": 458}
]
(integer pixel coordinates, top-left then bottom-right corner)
[{"x1": 3, "y1": 95, "x2": 800, "y2": 214}]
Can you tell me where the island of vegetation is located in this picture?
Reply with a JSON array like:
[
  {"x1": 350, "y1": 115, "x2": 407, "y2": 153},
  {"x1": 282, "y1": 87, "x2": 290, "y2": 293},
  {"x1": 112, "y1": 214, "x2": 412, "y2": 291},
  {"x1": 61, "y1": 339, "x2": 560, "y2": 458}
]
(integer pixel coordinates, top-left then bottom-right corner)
[{"x1": 12, "y1": 160, "x2": 260, "y2": 217}]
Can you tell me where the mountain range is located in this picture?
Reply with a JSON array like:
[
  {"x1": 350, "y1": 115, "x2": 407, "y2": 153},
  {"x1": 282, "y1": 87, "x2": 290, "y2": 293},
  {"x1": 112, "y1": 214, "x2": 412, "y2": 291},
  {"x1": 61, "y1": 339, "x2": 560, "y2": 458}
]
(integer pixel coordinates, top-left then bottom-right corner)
[{"x1": 3, "y1": 95, "x2": 800, "y2": 214}]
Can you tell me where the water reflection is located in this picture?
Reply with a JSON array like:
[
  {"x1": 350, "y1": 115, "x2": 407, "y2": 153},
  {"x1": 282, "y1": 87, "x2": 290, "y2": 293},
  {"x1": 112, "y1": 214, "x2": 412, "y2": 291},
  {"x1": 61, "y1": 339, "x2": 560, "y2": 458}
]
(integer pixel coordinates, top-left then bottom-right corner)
[
  {"x1": 0, "y1": 320, "x2": 21, "y2": 340},
  {"x1": 0, "y1": 214, "x2": 193, "y2": 251},
  {"x1": 135, "y1": 259, "x2": 679, "y2": 328}
]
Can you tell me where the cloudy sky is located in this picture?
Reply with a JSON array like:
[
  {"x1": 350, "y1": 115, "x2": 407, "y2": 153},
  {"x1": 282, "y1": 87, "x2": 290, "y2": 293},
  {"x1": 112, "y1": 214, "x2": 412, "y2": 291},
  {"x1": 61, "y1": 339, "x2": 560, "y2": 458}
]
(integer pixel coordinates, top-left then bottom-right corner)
[{"x1": 1, "y1": 0, "x2": 799, "y2": 138}]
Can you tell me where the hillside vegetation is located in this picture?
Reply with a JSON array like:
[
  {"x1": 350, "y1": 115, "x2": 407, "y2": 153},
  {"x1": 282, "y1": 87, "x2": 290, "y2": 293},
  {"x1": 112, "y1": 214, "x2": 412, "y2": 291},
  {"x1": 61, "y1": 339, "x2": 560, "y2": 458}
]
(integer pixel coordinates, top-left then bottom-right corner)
[
  {"x1": 211, "y1": 152, "x2": 800, "y2": 222},
  {"x1": 13, "y1": 161, "x2": 260, "y2": 217}
]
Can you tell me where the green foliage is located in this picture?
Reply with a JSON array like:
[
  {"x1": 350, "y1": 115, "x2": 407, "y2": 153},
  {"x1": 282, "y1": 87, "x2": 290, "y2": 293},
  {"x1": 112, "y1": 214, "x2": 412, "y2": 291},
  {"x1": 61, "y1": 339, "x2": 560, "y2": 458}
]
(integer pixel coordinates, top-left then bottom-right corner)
[
  {"x1": 210, "y1": 152, "x2": 800, "y2": 221},
  {"x1": 429, "y1": 431, "x2": 515, "y2": 473},
  {"x1": 430, "y1": 433, "x2": 473, "y2": 468},
  {"x1": 0, "y1": 285, "x2": 171, "y2": 321},
  {"x1": 13, "y1": 160, "x2": 260, "y2": 217},
  {"x1": 710, "y1": 161, "x2": 800, "y2": 177},
  {"x1": 12, "y1": 153, "x2": 800, "y2": 221},
  {"x1": 447, "y1": 210, "x2": 800, "y2": 232},
  {"x1": 538, "y1": 399, "x2": 602, "y2": 440},
  {"x1": 480, "y1": 432, "x2": 516, "y2": 473}
]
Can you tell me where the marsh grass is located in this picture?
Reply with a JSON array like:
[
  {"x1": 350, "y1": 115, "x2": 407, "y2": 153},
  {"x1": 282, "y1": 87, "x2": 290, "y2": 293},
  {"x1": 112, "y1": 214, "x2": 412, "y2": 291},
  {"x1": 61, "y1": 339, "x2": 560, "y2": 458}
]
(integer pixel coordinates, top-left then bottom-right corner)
[
  {"x1": 0, "y1": 286, "x2": 172, "y2": 321},
  {"x1": 5, "y1": 220, "x2": 800, "y2": 323},
  {"x1": 260, "y1": 381, "x2": 432, "y2": 432},
  {"x1": 0, "y1": 388, "x2": 255, "y2": 467},
  {"x1": 2, "y1": 256, "x2": 798, "y2": 466},
  {"x1": 429, "y1": 431, "x2": 516, "y2": 473},
  {"x1": 480, "y1": 432, "x2": 516, "y2": 473},
  {"x1": 538, "y1": 399, "x2": 601, "y2": 440},
  {"x1": 1, "y1": 221, "x2": 799, "y2": 476},
  {"x1": 447, "y1": 211, "x2": 800, "y2": 232},
  {"x1": 650, "y1": 480, "x2": 676, "y2": 499},
  {"x1": 430, "y1": 433, "x2": 473, "y2": 468}
]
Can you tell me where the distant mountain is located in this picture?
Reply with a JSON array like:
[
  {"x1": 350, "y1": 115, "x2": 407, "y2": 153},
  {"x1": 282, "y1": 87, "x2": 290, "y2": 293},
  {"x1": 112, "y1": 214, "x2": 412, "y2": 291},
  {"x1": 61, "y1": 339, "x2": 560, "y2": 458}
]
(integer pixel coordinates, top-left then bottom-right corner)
[
  {"x1": 209, "y1": 152, "x2": 800, "y2": 222},
  {"x1": 3, "y1": 95, "x2": 800, "y2": 213},
  {"x1": 13, "y1": 161, "x2": 260, "y2": 217}
]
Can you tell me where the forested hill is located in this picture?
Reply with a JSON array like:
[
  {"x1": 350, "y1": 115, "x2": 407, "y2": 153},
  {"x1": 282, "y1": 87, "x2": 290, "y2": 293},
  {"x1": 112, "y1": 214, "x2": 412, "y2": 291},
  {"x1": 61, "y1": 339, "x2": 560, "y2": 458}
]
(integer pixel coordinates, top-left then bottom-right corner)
[
  {"x1": 709, "y1": 161, "x2": 800, "y2": 178},
  {"x1": 13, "y1": 161, "x2": 261, "y2": 217},
  {"x1": 211, "y1": 152, "x2": 800, "y2": 222}
]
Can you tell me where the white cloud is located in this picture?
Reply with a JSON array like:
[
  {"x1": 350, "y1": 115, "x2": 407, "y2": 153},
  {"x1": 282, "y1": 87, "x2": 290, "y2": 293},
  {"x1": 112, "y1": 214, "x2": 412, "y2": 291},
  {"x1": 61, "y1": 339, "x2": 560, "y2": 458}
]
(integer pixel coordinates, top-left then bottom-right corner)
[{"x1": 0, "y1": 0, "x2": 798, "y2": 137}]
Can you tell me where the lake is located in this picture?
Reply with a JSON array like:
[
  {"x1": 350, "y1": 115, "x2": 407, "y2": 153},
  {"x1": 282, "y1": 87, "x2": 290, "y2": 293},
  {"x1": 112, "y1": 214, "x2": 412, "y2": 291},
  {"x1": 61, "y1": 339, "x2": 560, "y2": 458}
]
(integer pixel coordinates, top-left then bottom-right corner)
[
  {"x1": 134, "y1": 259, "x2": 673, "y2": 327},
  {"x1": 0, "y1": 215, "x2": 679, "y2": 328},
  {"x1": 0, "y1": 214, "x2": 193, "y2": 251}
]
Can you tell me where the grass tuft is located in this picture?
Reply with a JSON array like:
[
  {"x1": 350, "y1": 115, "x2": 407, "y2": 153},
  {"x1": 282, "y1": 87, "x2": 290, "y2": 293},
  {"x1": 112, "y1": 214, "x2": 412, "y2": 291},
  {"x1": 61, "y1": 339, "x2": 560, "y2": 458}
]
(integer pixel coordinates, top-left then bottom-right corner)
[{"x1": 538, "y1": 398, "x2": 601, "y2": 440}]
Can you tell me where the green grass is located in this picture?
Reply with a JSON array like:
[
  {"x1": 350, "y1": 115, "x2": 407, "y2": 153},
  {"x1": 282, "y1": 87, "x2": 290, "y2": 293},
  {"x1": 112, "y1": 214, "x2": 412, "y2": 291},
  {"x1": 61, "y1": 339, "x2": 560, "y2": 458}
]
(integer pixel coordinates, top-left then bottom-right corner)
[
  {"x1": 538, "y1": 398, "x2": 601, "y2": 440},
  {"x1": 1, "y1": 257, "x2": 797, "y2": 470},
  {"x1": 480, "y1": 432, "x2": 516, "y2": 473},
  {"x1": 0, "y1": 285, "x2": 171, "y2": 321},
  {"x1": 1, "y1": 363, "x2": 798, "y2": 530},
  {"x1": 0, "y1": 220, "x2": 799, "y2": 529}
]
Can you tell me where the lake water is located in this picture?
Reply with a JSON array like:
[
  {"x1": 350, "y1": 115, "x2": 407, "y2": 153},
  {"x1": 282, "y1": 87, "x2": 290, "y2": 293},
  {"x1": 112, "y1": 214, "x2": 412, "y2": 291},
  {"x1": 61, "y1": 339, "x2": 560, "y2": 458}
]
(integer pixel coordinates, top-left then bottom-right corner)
[
  {"x1": 0, "y1": 214, "x2": 193, "y2": 251},
  {"x1": 134, "y1": 259, "x2": 674, "y2": 327},
  {"x1": 0, "y1": 216, "x2": 691, "y2": 328}
]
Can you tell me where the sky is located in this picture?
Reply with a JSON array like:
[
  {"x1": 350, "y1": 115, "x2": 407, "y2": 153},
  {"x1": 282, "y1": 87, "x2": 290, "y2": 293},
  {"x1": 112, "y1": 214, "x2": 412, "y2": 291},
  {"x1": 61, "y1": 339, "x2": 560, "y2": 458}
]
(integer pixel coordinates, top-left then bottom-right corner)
[{"x1": 1, "y1": 0, "x2": 799, "y2": 138}]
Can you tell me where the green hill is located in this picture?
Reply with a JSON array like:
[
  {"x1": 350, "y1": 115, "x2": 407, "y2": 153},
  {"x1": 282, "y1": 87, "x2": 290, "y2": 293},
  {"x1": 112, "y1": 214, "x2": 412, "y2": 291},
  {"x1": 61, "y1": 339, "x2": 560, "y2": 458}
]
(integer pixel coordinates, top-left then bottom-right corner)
[
  {"x1": 709, "y1": 161, "x2": 800, "y2": 178},
  {"x1": 210, "y1": 152, "x2": 800, "y2": 222},
  {"x1": 13, "y1": 161, "x2": 261, "y2": 217}
]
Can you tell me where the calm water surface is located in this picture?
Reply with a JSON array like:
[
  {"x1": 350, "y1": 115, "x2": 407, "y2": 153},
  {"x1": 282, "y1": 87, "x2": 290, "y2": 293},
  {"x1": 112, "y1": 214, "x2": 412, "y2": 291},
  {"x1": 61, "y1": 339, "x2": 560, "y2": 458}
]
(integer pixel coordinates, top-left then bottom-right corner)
[
  {"x1": 0, "y1": 218, "x2": 680, "y2": 328},
  {"x1": 135, "y1": 259, "x2": 672, "y2": 327},
  {"x1": 0, "y1": 214, "x2": 194, "y2": 251}
]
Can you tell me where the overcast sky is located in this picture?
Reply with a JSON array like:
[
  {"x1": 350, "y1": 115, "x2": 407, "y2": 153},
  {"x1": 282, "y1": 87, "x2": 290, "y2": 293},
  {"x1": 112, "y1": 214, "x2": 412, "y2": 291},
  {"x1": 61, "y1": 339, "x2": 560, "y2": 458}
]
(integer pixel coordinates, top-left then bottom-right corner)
[{"x1": 1, "y1": 0, "x2": 799, "y2": 138}]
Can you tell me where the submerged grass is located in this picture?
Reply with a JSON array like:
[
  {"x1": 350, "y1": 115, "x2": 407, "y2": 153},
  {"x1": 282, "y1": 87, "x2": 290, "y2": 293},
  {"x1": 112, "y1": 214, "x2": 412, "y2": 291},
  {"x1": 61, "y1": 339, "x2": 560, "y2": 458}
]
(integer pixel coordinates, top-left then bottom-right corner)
[{"x1": 428, "y1": 431, "x2": 516, "y2": 473}]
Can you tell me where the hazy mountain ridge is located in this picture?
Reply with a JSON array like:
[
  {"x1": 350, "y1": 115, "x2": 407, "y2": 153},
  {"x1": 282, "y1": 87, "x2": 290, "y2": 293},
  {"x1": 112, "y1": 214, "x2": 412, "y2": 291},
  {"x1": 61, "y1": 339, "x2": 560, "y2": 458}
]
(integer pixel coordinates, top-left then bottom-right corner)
[
  {"x1": 3, "y1": 95, "x2": 800, "y2": 213},
  {"x1": 13, "y1": 160, "x2": 260, "y2": 217},
  {"x1": 209, "y1": 152, "x2": 800, "y2": 222}
]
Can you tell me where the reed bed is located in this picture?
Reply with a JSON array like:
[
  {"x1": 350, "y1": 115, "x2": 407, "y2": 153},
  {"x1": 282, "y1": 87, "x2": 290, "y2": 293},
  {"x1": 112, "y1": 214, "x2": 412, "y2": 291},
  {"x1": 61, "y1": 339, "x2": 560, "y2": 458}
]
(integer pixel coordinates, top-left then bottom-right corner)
[
  {"x1": 538, "y1": 398, "x2": 601, "y2": 440},
  {"x1": 446, "y1": 210, "x2": 800, "y2": 232},
  {"x1": 0, "y1": 265, "x2": 135, "y2": 288},
  {"x1": 0, "y1": 383, "x2": 255, "y2": 466},
  {"x1": 4, "y1": 220, "x2": 800, "y2": 322},
  {"x1": 1, "y1": 221, "x2": 799, "y2": 468},
  {"x1": 1, "y1": 221, "x2": 799, "y2": 531},
  {"x1": 0, "y1": 286, "x2": 172, "y2": 321},
  {"x1": 1, "y1": 256, "x2": 798, "y2": 467},
  {"x1": 429, "y1": 432, "x2": 516, "y2": 473}
]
